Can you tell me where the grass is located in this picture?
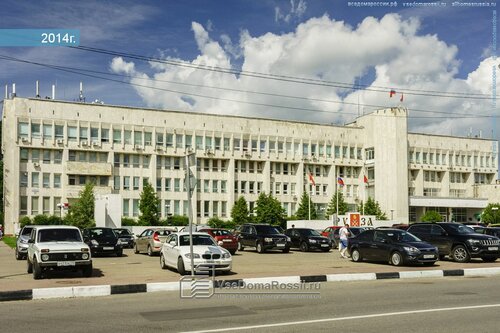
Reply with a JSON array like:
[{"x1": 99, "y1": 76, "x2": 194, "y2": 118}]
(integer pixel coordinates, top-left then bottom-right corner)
[{"x1": 3, "y1": 236, "x2": 17, "y2": 249}]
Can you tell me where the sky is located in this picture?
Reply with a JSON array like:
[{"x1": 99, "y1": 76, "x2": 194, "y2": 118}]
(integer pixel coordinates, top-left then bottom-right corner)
[{"x1": 0, "y1": 0, "x2": 498, "y2": 146}]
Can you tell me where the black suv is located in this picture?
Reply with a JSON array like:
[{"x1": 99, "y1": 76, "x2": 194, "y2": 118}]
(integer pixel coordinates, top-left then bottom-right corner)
[
  {"x1": 285, "y1": 228, "x2": 331, "y2": 252},
  {"x1": 235, "y1": 224, "x2": 291, "y2": 253},
  {"x1": 407, "y1": 223, "x2": 500, "y2": 263}
]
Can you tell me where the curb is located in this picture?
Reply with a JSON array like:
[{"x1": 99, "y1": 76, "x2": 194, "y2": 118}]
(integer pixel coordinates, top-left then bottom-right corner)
[{"x1": 2, "y1": 267, "x2": 500, "y2": 302}]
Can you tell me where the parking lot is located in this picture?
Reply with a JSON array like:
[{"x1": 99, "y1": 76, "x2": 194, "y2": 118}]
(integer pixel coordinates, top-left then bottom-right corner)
[{"x1": 2, "y1": 240, "x2": 500, "y2": 293}]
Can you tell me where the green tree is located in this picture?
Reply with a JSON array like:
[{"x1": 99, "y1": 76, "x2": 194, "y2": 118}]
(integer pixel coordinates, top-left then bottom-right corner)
[
  {"x1": 481, "y1": 203, "x2": 500, "y2": 225},
  {"x1": 64, "y1": 183, "x2": 96, "y2": 229},
  {"x1": 295, "y1": 192, "x2": 317, "y2": 220},
  {"x1": 254, "y1": 193, "x2": 285, "y2": 226},
  {"x1": 231, "y1": 196, "x2": 250, "y2": 225},
  {"x1": 121, "y1": 217, "x2": 137, "y2": 226},
  {"x1": 138, "y1": 181, "x2": 161, "y2": 226},
  {"x1": 361, "y1": 197, "x2": 388, "y2": 220},
  {"x1": 207, "y1": 217, "x2": 236, "y2": 229},
  {"x1": 421, "y1": 210, "x2": 443, "y2": 222},
  {"x1": 326, "y1": 190, "x2": 349, "y2": 217},
  {"x1": 33, "y1": 215, "x2": 49, "y2": 225}
]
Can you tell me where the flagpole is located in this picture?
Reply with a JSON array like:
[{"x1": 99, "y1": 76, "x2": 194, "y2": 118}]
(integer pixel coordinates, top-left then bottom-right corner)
[
  {"x1": 308, "y1": 187, "x2": 311, "y2": 220},
  {"x1": 363, "y1": 172, "x2": 366, "y2": 216}
]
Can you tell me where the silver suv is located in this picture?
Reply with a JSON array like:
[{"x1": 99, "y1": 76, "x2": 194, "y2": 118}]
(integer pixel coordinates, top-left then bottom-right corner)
[
  {"x1": 15, "y1": 225, "x2": 35, "y2": 260},
  {"x1": 26, "y1": 226, "x2": 93, "y2": 279}
]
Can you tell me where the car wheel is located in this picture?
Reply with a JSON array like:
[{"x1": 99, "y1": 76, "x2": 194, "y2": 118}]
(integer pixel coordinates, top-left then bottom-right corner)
[
  {"x1": 237, "y1": 242, "x2": 244, "y2": 251},
  {"x1": 423, "y1": 262, "x2": 435, "y2": 266},
  {"x1": 15, "y1": 248, "x2": 23, "y2": 260},
  {"x1": 481, "y1": 256, "x2": 497, "y2": 263},
  {"x1": 160, "y1": 253, "x2": 168, "y2": 269},
  {"x1": 27, "y1": 258, "x2": 33, "y2": 273},
  {"x1": 351, "y1": 248, "x2": 362, "y2": 262},
  {"x1": 229, "y1": 250, "x2": 237, "y2": 255},
  {"x1": 33, "y1": 257, "x2": 43, "y2": 280},
  {"x1": 116, "y1": 250, "x2": 123, "y2": 257},
  {"x1": 439, "y1": 254, "x2": 446, "y2": 261},
  {"x1": 177, "y1": 257, "x2": 186, "y2": 275},
  {"x1": 82, "y1": 264, "x2": 93, "y2": 277},
  {"x1": 300, "y1": 242, "x2": 309, "y2": 252},
  {"x1": 390, "y1": 251, "x2": 403, "y2": 266},
  {"x1": 256, "y1": 242, "x2": 264, "y2": 253},
  {"x1": 134, "y1": 244, "x2": 140, "y2": 254},
  {"x1": 451, "y1": 245, "x2": 470, "y2": 263},
  {"x1": 282, "y1": 247, "x2": 290, "y2": 253},
  {"x1": 147, "y1": 245, "x2": 153, "y2": 257}
]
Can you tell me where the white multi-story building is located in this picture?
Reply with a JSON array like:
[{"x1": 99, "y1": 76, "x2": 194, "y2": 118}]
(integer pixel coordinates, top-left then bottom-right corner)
[{"x1": 2, "y1": 97, "x2": 498, "y2": 234}]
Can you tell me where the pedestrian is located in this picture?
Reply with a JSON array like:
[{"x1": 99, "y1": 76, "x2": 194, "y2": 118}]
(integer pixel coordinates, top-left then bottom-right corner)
[{"x1": 339, "y1": 223, "x2": 350, "y2": 259}]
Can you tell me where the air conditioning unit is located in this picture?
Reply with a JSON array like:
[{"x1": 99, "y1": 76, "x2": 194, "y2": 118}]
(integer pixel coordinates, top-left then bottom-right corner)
[
  {"x1": 156, "y1": 144, "x2": 163, "y2": 150},
  {"x1": 134, "y1": 144, "x2": 142, "y2": 150},
  {"x1": 81, "y1": 141, "x2": 88, "y2": 146},
  {"x1": 186, "y1": 147, "x2": 193, "y2": 153},
  {"x1": 33, "y1": 162, "x2": 40, "y2": 167},
  {"x1": 205, "y1": 149, "x2": 213, "y2": 155},
  {"x1": 21, "y1": 137, "x2": 29, "y2": 142},
  {"x1": 245, "y1": 152, "x2": 251, "y2": 157},
  {"x1": 92, "y1": 141, "x2": 101, "y2": 147},
  {"x1": 56, "y1": 139, "x2": 64, "y2": 144}
]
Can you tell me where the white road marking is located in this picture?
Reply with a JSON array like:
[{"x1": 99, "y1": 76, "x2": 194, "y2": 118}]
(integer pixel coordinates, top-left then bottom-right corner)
[{"x1": 180, "y1": 303, "x2": 500, "y2": 333}]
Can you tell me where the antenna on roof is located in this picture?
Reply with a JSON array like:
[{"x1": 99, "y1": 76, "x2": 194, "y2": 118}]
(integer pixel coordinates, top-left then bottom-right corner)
[
  {"x1": 52, "y1": 84, "x2": 56, "y2": 100},
  {"x1": 79, "y1": 81, "x2": 85, "y2": 102},
  {"x1": 4, "y1": 84, "x2": 7, "y2": 100},
  {"x1": 11, "y1": 83, "x2": 16, "y2": 98},
  {"x1": 35, "y1": 80, "x2": 40, "y2": 98}
]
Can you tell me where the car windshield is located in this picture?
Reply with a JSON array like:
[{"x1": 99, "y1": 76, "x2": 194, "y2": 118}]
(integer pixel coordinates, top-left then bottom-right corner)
[
  {"x1": 445, "y1": 224, "x2": 475, "y2": 235},
  {"x1": 179, "y1": 235, "x2": 217, "y2": 246},
  {"x1": 38, "y1": 229, "x2": 82, "y2": 242},
  {"x1": 210, "y1": 230, "x2": 232, "y2": 236},
  {"x1": 255, "y1": 225, "x2": 281, "y2": 234},
  {"x1": 388, "y1": 231, "x2": 421, "y2": 242},
  {"x1": 114, "y1": 229, "x2": 131, "y2": 236},
  {"x1": 89, "y1": 228, "x2": 116, "y2": 238},
  {"x1": 21, "y1": 227, "x2": 33, "y2": 236},
  {"x1": 298, "y1": 229, "x2": 321, "y2": 236},
  {"x1": 350, "y1": 228, "x2": 366, "y2": 236}
]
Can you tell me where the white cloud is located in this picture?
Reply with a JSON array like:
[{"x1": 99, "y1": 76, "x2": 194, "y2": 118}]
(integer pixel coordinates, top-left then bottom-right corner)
[
  {"x1": 275, "y1": 0, "x2": 307, "y2": 24},
  {"x1": 110, "y1": 14, "x2": 497, "y2": 139}
]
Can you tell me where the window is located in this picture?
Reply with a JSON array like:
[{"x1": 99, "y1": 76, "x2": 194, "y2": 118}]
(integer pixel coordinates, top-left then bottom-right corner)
[
  {"x1": 20, "y1": 196, "x2": 28, "y2": 215},
  {"x1": 99, "y1": 176, "x2": 108, "y2": 187},
  {"x1": 143, "y1": 155, "x2": 150, "y2": 168},
  {"x1": 134, "y1": 131, "x2": 142, "y2": 145},
  {"x1": 212, "y1": 180, "x2": 218, "y2": 193},
  {"x1": 196, "y1": 136, "x2": 203, "y2": 149},
  {"x1": 43, "y1": 197, "x2": 50, "y2": 215},
  {"x1": 54, "y1": 150, "x2": 62, "y2": 164},
  {"x1": 42, "y1": 150, "x2": 50, "y2": 164},
  {"x1": 335, "y1": 146, "x2": 341, "y2": 158},
  {"x1": 156, "y1": 132, "x2": 164, "y2": 146},
  {"x1": 20, "y1": 172, "x2": 28, "y2": 187},
  {"x1": 124, "y1": 130, "x2": 132, "y2": 144},
  {"x1": 133, "y1": 155, "x2": 140, "y2": 168},
  {"x1": 80, "y1": 127, "x2": 88, "y2": 141},
  {"x1": 20, "y1": 148, "x2": 29, "y2": 162},
  {"x1": 113, "y1": 129, "x2": 122, "y2": 143},
  {"x1": 32, "y1": 172, "x2": 39, "y2": 188},
  {"x1": 123, "y1": 199, "x2": 130, "y2": 216},
  {"x1": 174, "y1": 178, "x2": 181, "y2": 192},
  {"x1": 19, "y1": 122, "x2": 29, "y2": 138},
  {"x1": 123, "y1": 154, "x2": 130, "y2": 167},
  {"x1": 31, "y1": 149, "x2": 40, "y2": 162},
  {"x1": 233, "y1": 138, "x2": 240, "y2": 151},
  {"x1": 165, "y1": 157, "x2": 171, "y2": 169},
  {"x1": 114, "y1": 176, "x2": 120, "y2": 190},
  {"x1": 31, "y1": 196, "x2": 39, "y2": 215},
  {"x1": 165, "y1": 178, "x2": 171, "y2": 191},
  {"x1": 224, "y1": 138, "x2": 230, "y2": 151},
  {"x1": 365, "y1": 148, "x2": 374, "y2": 160},
  {"x1": 54, "y1": 197, "x2": 61, "y2": 216},
  {"x1": 215, "y1": 137, "x2": 221, "y2": 150},
  {"x1": 174, "y1": 157, "x2": 181, "y2": 170},
  {"x1": 221, "y1": 180, "x2": 227, "y2": 193},
  {"x1": 133, "y1": 199, "x2": 139, "y2": 217},
  {"x1": 204, "y1": 180, "x2": 210, "y2": 193},
  {"x1": 43, "y1": 173, "x2": 50, "y2": 188},
  {"x1": 90, "y1": 127, "x2": 99, "y2": 142},
  {"x1": 78, "y1": 151, "x2": 86, "y2": 162},
  {"x1": 68, "y1": 175, "x2": 76, "y2": 186},
  {"x1": 144, "y1": 132, "x2": 152, "y2": 146},
  {"x1": 204, "y1": 201, "x2": 210, "y2": 217},
  {"x1": 260, "y1": 141, "x2": 266, "y2": 153},
  {"x1": 31, "y1": 123, "x2": 41, "y2": 138},
  {"x1": 68, "y1": 126, "x2": 77, "y2": 141},
  {"x1": 213, "y1": 201, "x2": 219, "y2": 216},
  {"x1": 133, "y1": 177, "x2": 140, "y2": 190},
  {"x1": 55, "y1": 125, "x2": 64, "y2": 139},
  {"x1": 221, "y1": 202, "x2": 227, "y2": 217},
  {"x1": 89, "y1": 152, "x2": 97, "y2": 163},
  {"x1": 123, "y1": 176, "x2": 130, "y2": 190},
  {"x1": 101, "y1": 128, "x2": 109, "y2": 143},
  {"x1": 43, "y1": 124, "x2": 52, "y2": 139},
  {"x1": 156, "y1": 178, "x2": 162, "y2": 191},
  {"x1": 205, "y1": 137, "x2": 213, "y2": 150},
  {"x1": 185, "y1": 135, "x2": 192, "y2": 148}
]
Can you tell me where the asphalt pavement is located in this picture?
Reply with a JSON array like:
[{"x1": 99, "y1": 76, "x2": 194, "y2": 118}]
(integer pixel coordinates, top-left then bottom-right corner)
[{"x1": 1, "y1": 275, "x2": 500, "y2": 332}]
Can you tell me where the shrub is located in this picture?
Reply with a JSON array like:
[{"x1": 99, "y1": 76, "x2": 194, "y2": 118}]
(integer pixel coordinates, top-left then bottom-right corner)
[
  {"x1": 19, "y1": 216, "x2": 32, "y2": 228},
  {"x1": 121, "y1": 217, "x2": 137, "y2": 226}
]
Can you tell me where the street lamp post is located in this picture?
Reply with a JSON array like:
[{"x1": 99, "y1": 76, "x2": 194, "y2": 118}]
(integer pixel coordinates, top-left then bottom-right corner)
[
  {"x1": 185, "y1": 152, "x2": 197, "y2": 277},
  {"x1": 390, "y1": 209, "x2": 395, "y2": 221}
]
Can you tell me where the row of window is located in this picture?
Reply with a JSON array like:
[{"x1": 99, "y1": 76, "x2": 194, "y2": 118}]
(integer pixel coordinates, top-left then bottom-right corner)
[
  {"x1": 20, "y1": 172, "x2": 61, "y2": 188},
  {"x1": 20, "y1": 148, "x2": 63, "y2": 164},
  {"x1": 69, "y1": 150, "x2": 109, "y2": 163},
  {"x1": 409, "y1": 150, "x2": 496, "y2": 168},
  {"x1": 18, "y1": 121, "x2": 365, "y2": 158},
  {"x1": 114, "y1": 154, "x2": 150, "y2": 168},
  {"x1": 19, "y1": 196, "x2": 62, "y2": 216},
  {"x1": 410, "y1": 170, "x2": 494, "y2": 185}
]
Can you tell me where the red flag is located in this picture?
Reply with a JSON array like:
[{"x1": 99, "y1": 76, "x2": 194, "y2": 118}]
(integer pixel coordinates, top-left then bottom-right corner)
[
  {"x1": 337, "y1": 177, "x2": 344, "y2": 187},
  {"x1": 308, "y1": 172, "x2": 316, "y2": 186},
  {"x1": 400, "y1": 93, "x2": 404, "y2": 102},
  {"x1": 363, "y1": 175, "x2": 368, "y2": 184},
  {"x1": 389, "y1": 89, "x2": 396, "y2": 98}
]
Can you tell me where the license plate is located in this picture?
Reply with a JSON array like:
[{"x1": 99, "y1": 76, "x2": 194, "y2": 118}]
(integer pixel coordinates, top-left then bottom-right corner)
[
  {"x1": 276, "y1": 243, "x2": 285, "y2": 248},
  {"x1": 103, "y1": 247, "x2": 114, "y2": 250},
  {"x1": 57, "y1": 261, "x2": 75, "y2": 266},
  {"x1": 223, "y1": 239, "x2": 232, "y2": 243},
  {"x1": 423, "y1": 255, "x2": 435, "y2": 259},
  {"x1": 488, "y1": 247, "x2": 498, "y2": 251},
  {"x1": 321, "y1": 244, "x2": 329, "y2": 247}
]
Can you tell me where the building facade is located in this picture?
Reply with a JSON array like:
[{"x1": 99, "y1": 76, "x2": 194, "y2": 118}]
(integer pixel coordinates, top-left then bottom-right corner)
[{"x1": 2, "y1": 97, "x2": 498, "y2": 234}]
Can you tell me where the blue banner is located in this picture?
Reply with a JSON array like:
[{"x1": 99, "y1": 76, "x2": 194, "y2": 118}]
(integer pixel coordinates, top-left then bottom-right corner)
[{"x1": 0, "y1": 29, "x2": 80, "y2": 46}]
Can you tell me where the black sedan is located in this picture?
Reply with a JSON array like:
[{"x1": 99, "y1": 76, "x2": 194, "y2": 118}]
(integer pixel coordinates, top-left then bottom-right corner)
[
  {"x1": 83, "y1": 227, "x2": 123, "y2": 257},
  {"x1": 113, "y1": 228, "x2": 135, "y2": 248},
  {"x1": 348, "y1": 229, "x2": 438, "y2": 266},
  {"x1": 285, "y1": 228, "x2": 332, "y2": 252}
]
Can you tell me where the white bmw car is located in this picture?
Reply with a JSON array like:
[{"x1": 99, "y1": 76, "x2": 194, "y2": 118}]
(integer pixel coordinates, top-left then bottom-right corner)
[{"x1": 160, "y1": 232, "x2": 232, "y2": 275}]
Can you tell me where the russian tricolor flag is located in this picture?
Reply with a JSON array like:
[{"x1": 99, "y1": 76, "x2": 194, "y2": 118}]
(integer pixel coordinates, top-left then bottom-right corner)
[{"x1": 337, "y1": 177, "x2": 345, "y2": 187}]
